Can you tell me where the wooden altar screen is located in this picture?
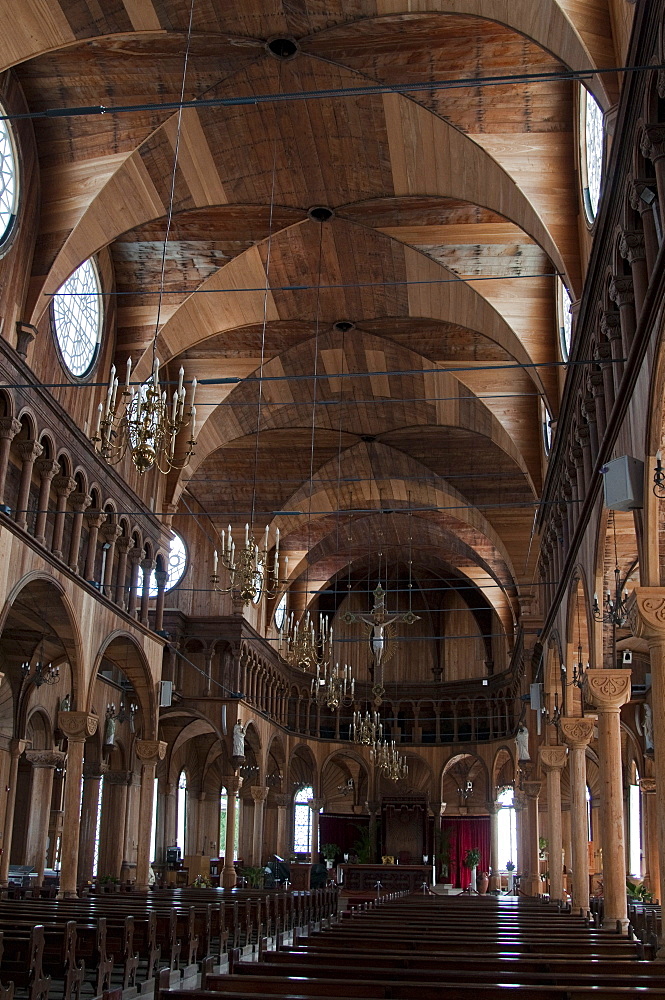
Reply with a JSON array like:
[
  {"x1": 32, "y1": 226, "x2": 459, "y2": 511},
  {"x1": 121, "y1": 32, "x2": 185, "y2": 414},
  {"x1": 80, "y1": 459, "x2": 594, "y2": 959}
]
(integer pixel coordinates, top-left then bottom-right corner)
[{"x1": 382, "y1": 795, "x2": 427, "y2": 862}]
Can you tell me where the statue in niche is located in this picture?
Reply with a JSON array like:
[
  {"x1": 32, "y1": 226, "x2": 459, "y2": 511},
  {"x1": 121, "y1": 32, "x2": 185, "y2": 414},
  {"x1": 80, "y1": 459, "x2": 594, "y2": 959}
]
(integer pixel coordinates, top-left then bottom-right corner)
[
  {"x1": 515, "y1": 725, "x2": 530, "y2": 762},
  {"x1": 233, "y1": 720, "x2": 246, "y2": 758},
  {"x1": 643, "y1": 703, "x2": 654, "y2": 754},
  {"x1": 104, "y1": 707, "x2": 117, "y2": 747}
]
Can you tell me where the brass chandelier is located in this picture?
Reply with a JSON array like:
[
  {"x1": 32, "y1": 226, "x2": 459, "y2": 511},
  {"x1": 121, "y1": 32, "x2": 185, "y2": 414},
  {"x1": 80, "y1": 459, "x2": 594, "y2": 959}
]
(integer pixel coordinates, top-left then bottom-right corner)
[
  {"x1": 211, "y1": 523, "x2": 285, "y2": 606},
  {"x1": 311, "y1": 659, "x2": 355, "y2": 710},
  {"x1": 371, "y1": 738, "x2": 408, "y2": 782},
  {"x1": 92, "y1": 358, "x2": 197, "y2": 475},
  {"x1": 351, "y1": 708, "x2": 383, "y2": 745},
  {"x1": 279, "y1": 609, "x2": 319, "y2": 670}
]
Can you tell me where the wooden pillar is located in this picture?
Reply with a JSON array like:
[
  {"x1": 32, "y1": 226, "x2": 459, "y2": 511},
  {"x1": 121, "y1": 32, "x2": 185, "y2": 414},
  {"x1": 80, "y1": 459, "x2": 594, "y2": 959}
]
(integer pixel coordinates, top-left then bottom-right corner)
[
  {"x1": 100, "y1": 523, "x2": 122, "y2": 600},
  {"x1": 135, "y1": 740, "x2": 167, "y2": 890},
  {"x1": 68, "y1": 492, "x2": 91, "y2": 572},
  {"x1": 560, "y1": 717, "x2": 594, "y2": 913},
  {"x1": 83, "y1": 510, "x2": 105, "y2": 583},
  {"x1": 0, "y1": 739, "x2": 26, "y2": 886},
  {"x1": 222, "y1": 776, "x2": 242, "y2": 888},
  {"x1": 539, "y1": 746, "x2": 568, "y2": 902},
  {"x1": 640, "y1": 778, "x2": 660, "y2": 901},
  {"x1": 273, "y1": 793, "x2": 290, "y2": 859},
  {"x1": 51, "y1": 476, "x2": 76, "y2": 559},
  {"x1": 154, "y1": 569, "x2": 168, "y2": 633},
  {"x1": 114, "y1": 536, "x2": 131, "y2": 608},
  {"x1": 0, "y1": 417, "x2": 21, "y2": 508},
  {"x1": 308, "y1": 797, "x2": 324, "y2": 863},
  {"x1": 522, "y1": 780, "x2": 542, "y2": 896},
  {"x1": 24, "y1": 751, "x2": 64, "y2": 885},
  {"x1": 250, "y1": 786, "x2": 269, "y2": 865},
  {"x1": 583, "y1": 669, "x2": 632, "y2": 931},
  {"x1": 488, "y1": 800, "x2": 501, "y2": 891},
  {"x1": 57, "y1": 712, "x2": 98, "y2": 897},
  {"x1": 628, "y1": 590, "x2": 665, "y2": 947},
  {"x1": 127, "y1": 547, "x2": 143, "y2": 618},
  {"x1": 15, "y1": 440, "x2": 42, "y2": 531},
  {"x1": 619, "y1": 231, "x2": 648, "y2": 317},
  {"x1": 366, "y1": 800, "x2": 380, "y2": 864},
  {"x1": 99, "y1": 771, "x2": 129, "y2": 879},
  {"x1": 139, "y1": 558, "x2": 154, "y2": 626},
  {"x1": 77, "y1": 763, "x2": 106, "y2": 885},
  {"x1": 33, "y1": 458, "x2": 59, "y2": 546}
]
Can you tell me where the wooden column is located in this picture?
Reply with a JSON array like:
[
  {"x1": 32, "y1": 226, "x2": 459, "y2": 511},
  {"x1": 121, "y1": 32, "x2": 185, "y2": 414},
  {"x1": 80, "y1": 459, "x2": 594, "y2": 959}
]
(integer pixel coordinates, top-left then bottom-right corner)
[
  {"x1": 487, "y1": 800, "x2": 501, "y2": 891},
  {"x1": 77, "y1": 763, "x2": 107, "y2": 885},
  {"x1": 33, "y1": 458, "x2": 59, "y2": 546},
  {"x1": 100, "y1": 523, "x2": 122, "y2": 599},
  {"x1": 83, "y1": 510, "x2": 105, "y2": 583},
  {"x1": 114, "y1": 536, "x2": 131, "y2": 608},
  {"x1": 24, "y1": 751, "x2": 64, "y2": 885},
  {"x1": 639, "y1": 778, "x2": 660, "y2": 900},
  {"x1": 628, "y1": 590, "x2": 665, "y2": 947},
  {"x1": 135, "y1": 740, "x2": 167, "y2": 890},
  {"x1": 0, "y1": 417, "x2": 20, "y2": 508},
  {"x1": 560, "y1": 716, "x2": 594, "y2": 913},
  {"x1": 273, "y1": 793, "x2": 290, "y2": 859},
  {"x1": 250, "y1": 785, "x2": 269, "y2": 865},
  {"x1": 154, "y1": 568, "x2": 168, "y2": 633},
  {"x1": 522, "y1": 780, "x2": 542, "y2": 895},
  {"x1": 98, "y1": 771, "x2": 129, "y2": 879},
  {"x1": 15, "y1": 440, "x2": 42, "y2": 531},
  {"x1": 222, "y1": 776, "x2": 242, "y2": 888},
  {"x1": 68, "y1": 492, "x2": 91, "y2": 572},
  {"x1": 127, "y1": 547, "x2": 143, "y2": 617},
  {"x1": 0, "y1": 739, "x2": 26, "y2": 886},
  {"x1": 308, "y1": 797, "x2": 324, "y2": 863},
  {"x1": 140, "y1": 558, "x2": 154, "y2": 626},
  {"x1": 539, "y1": 746, "x2": 568, "y2": 902},
  {"x1": 58, "y1": 712, "x2": 98, "y2": 897},
  {"x1": 50, "y1": 476, "x2": 76, "y2": 559},
  {"x1": 583, "y1": 669, "x2": 632, "y2": 931}
]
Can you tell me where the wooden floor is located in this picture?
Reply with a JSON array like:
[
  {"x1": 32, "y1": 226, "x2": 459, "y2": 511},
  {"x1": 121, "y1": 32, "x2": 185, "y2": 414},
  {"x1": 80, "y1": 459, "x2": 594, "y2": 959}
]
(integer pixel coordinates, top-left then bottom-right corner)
[{"x1": 162, "y1": 893, "x2": 665, "y2": 1000}]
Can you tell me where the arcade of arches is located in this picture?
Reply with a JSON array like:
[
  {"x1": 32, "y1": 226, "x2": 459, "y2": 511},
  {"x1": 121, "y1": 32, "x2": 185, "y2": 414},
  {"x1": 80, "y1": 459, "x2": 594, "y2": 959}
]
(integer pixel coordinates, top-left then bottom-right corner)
[{"x1": 0, "y1": 0, "x2": 662, "y2": 936}]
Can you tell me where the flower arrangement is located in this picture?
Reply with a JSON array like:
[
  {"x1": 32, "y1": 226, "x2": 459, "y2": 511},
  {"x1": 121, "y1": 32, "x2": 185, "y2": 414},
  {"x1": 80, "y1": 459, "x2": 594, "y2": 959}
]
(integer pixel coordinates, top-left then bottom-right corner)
[
  {"x1": 463, "y1": 847, "x2": 481, "y2": 869},
  {"x1": 191, "y1": 874, "x2": 211, "y2": 888},
  {"x1": 506, "y1": 861, "x2": 515, "y2": 872}
]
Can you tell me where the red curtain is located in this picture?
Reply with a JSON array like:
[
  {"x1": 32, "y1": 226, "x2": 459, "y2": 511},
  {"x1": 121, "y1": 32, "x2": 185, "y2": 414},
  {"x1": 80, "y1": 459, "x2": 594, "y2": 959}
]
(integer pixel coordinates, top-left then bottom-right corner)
[{"x1": 442, "y1": 816, "x2": 491, "y2": 888}]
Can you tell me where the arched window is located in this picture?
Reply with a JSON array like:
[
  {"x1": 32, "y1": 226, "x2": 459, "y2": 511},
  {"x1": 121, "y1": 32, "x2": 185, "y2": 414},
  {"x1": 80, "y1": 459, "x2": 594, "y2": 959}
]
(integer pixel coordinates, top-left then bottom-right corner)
[
  {"x1": 293, "y1": 784, "x2": 315, "y2": 853},
  {"x1": 496, "y1": 786, "x2": 517, "y2": 870},
  {"x1": 52, "y1": 258, "x2": 103, "y2": 377},
  {"x1": 580, "y1": 87, "x2": 604, "y2": 223},
  {"x1": 149, "y1": 531, "x2": 187, "y2": 596},
  {"x1": 176, "y1": 770, "x2": 187, "y2": 854},
  {"x1": 558, "y1": 278, "x2": 573, "y2": 361},
  {"x1": 274, "y1": 592, "x2": 287, "y2": 632},
  {"x1": 0, "y1": 110, "x2": 18, "y2": 247},
  {"x1": 629, "y1": 767, "x2": 642, "y2": 878},
  {"x1": 586, "y1": 784, "x2": 592, "y2": 842}
]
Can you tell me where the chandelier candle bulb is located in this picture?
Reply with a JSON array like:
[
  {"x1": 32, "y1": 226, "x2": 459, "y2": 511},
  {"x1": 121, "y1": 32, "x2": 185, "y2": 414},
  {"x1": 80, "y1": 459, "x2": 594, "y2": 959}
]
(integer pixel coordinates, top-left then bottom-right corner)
[
  {"x1": 177, "y1": 366, "x2": 184, "y2": 395},
  {"x1": 94, "y1": 402, "x2": 102, "y2": 440},
  {"x1": 213, "y1": 549, "x2": 218, "y2": 575},
  {"x1": 124, "y1": 356, "x2": 132, "y2": 389},
  {"x1": 189, "y1": 377, "x2": 197, "y2": 408}
]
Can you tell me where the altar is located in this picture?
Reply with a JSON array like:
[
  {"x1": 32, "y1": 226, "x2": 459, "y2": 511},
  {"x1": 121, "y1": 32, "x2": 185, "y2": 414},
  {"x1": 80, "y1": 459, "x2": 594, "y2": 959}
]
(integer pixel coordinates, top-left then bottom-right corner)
[{"x1": 340, "y1": 863, "x2": 430, "y2": 893}]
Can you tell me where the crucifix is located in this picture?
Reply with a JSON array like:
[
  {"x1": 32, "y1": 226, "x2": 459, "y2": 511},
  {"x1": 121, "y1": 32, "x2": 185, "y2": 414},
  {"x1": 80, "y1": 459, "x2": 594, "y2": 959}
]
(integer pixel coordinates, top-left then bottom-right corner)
[{"x1": 342, "y1": 583, "x2": 419, "y2": 706}]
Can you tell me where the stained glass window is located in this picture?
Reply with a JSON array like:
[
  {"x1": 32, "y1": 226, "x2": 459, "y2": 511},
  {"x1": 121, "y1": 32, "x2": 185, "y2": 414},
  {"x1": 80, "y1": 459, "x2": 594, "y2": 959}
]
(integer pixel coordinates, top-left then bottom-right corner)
[
  {"x1": 581, "y1": 88, "x2": 604, "y2": 223},
  {"x1": 0, "y1": 113, "x2": 17, "y2": 246},
  {"x1": 52, "y1": 258, "x2": 102, "y2": 377},
  {"x1": 149, "y1": 531, "x2": 187, "y2": 596},
  {"x1": 558, "y1": 279, "x2": 573, "y2": 361},
  {"x1": 293, "y1": 785, "x2": 314, "y2": 853}
]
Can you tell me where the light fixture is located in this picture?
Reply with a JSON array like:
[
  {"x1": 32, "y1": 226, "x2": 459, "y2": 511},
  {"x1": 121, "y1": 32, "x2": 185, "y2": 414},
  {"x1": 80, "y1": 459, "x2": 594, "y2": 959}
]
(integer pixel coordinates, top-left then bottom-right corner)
[
  {"x1": 653, "y1": 449, "x2": 665, "y2": 498},
  {"x1": 351, "y1": 709, "x2": 383, "y2": 745},
  {"x1": 21, "y1": 647, "x2": 59, "y2": 688},
  {"x1": 372, "y1": 738, "x2": 408, "y2": 782},
  {"x1": 337, "y1": 778, "x2": 354, "y2": 796},
  {"x1": 311, "y1": 660, "x2": 354, "y2": 710},
  {"x1": 279, "y1": 610, "x2": 318, "y2": 670},
  {"x1": 90, "y1": 9, "x2": 198, "y2": 475},
  {"x1": 92, "y1": 359, "x2": 197, "y2": 474},
  {"x1": 211, "y1": 523, "x2": 285, "y2": 606}
]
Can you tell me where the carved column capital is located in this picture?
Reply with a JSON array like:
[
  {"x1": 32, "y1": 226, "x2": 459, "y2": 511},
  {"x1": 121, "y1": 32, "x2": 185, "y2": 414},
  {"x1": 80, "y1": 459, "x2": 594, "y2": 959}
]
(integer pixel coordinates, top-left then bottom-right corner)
[
  {"x1": 35, "y1": 458, "x2": 59, "y2": 481},
  {"x1": 9, "y1": 738, "x2": 27, "y2": 758},
  {"x1": 629, "y1": 177, "x2": 658, "y2": 211},
  {"x1": 486, "y1": 800, "x2": 501, "y2": 814},
  {"x1": 70, "y1": 491, "x2": 92, "y2": 514},
  {"x1": 273, "y1": 793, "x2": 290, "y2": 808},
  {"x1": 100, "y1": 522, "x2": 122, "y2": 545},
  {"x1": 619, "y1": 230, "x2": 646, "y2": 264},
  {"x1": 25, "y1": 749, "x2": 65, "y2": 769},
  {"x1": 224, "y1": 775, "x2": 243, "y2": 795},
  {"x1": 251, "y1": 785, "x2": 269, "y2": 803},
  {"x1": 116, "y1": 534, "x2": 132, "y2": 554},
  {"x1": 609, "y1": 275, "x2": 634, "y2": 308},
  {"x1": 522, "y1": 780, "x2": 542, "y2": 800},
  {"x1": 104, "y1": 770, "x2": 133, "y2": 786},
  {"x1": 639, "y1": 777, "x2": 656, "y2": 794},
  {"x1": 83, "y1": 761, "x2": 108, "y2": 778},
  {"x1": 559, "y1": 716, "x2": 595, "y2": 748},
  {"x1": 140, "y1": 557, "x2": 155, "y2": 574},
  {"x1": 583, "y1": 668, "x2": 632, "y2": 712},
  {"x1": 18, "y1": 440, "x2": 42, "y2": 463},
  {"x1": 640, "y1": 124, "x2": 665, "y2": 162},
  {"x1": 627, "y1": 588, "x2": 665, "y2": 642},
  {"x1": 0, "y1": 417, "x2": 21, "y2": 441},
  {"x1": 53, "y1": 476, "x2": 76, "y2": 499},
  {"x1": 135, "y1": 739, "x2": 167, "y2": 763},
  {"x1": 84, "y1": 509, "x2": 105, "y2": 530},
  {"x1": 58, "y1": 712, "x2": 98, "y2": 742},
  {"x1": 307, "y1": 797, "x2": 325, "y2": 812},
  {"x1": 538, "y1": 745, "x2": 568, "y2": 771},
  {"x1": 600, "y1": 310, "x2": 621, "y2": 340}
]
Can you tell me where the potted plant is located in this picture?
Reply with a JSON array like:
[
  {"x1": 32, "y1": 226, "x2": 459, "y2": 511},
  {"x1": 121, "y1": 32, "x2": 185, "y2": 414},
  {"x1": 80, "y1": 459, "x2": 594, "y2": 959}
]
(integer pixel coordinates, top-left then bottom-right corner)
[
  {"x1": 626, "y1": 878, "x2": 653, "y2": 902},
  {"x1": 506, "y1": 859, "x2": 515, "y2": 893},
  {"x1": 98, "y1": 874, "x2": 120, "y2": 893},
  {"x1": 191, "y1": 874, "x2": 211, "y2": 888},
  {"x1": 321, "y1": 843, "x2": 340, "y2": 869},
  {"x1": 352, "y1": 825, "x2": 372, "y2": 864},
  {"x1": 463, "y1": 847, "x2": 481, "y2": 892},
  {"x1": 539, "y1": 837, "x2": 548, "y2": 860},
  {"x1": 240, "y1": 865, "x2": 266, "y2": 889}
]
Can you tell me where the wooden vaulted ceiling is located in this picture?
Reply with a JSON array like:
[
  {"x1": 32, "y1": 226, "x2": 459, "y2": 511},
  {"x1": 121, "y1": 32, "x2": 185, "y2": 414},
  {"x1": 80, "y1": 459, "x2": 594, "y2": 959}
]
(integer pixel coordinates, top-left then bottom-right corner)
[{"x1": 5, "y1": 0, "x2": 623, "y2": 644}]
